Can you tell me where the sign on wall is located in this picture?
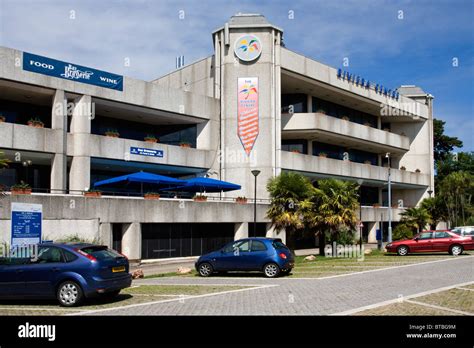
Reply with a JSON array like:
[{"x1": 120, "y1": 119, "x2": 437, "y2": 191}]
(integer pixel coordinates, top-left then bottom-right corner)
[
  {"x1": 23, "y1": 52, "x2": 123, "y2": 91},
  {"x1": 234, "y1": 35, "x2": 262, "y2": 62},
  {"x1": 11, "y1": 203, "x2": 42, "y2": 246},
  {"x1": 130, "y1": 147, "x2": 164, "y2": 158},
  {"x1": 237, "y1": 77, "x2": 259, "y2": 156}
]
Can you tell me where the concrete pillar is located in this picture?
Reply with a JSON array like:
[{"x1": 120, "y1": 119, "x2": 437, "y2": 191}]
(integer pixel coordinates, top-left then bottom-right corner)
[
  {"x1": 307, "y1": 140, "x2": 313, "y2": 155},
  {"x1": 367, "y1": 222, "x2": 377, "y2": 243},
  {"x1": 307, "y1": 94, "x2": 312, "y2": 112},
  {"x1": 266, "y1": 223, "x2": 286, "y2": 244},
  {"x1": 50, "y1": 89, "x2": 67, "y2": 193},
  {"x1": 121, "y1": 222, "x2": 141, "y2": 260},
  {"x1": 234, "y1": 222, "x2": 248, "y2": 240},
  {"x1": 99, "y1": 223, "x2": 113, "y2": 248},
  {"x1": 69, "y1": 95, "x2": 91, "y2": 193}
]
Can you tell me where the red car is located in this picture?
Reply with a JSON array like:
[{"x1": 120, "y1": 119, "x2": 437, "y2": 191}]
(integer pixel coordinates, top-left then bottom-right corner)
[{"x1": 386, "y1": 230, "x2": 474, "y2": 256}]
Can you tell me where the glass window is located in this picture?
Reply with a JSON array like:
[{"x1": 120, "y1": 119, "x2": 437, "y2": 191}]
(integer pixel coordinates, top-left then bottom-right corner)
[
  {"x1": 223, "y1": 240, "x2": 250, "y2": 253},
  {"x1": 251, "y1": 240, "x2": 267, "y2": 252},
  {"x1": 80, "y1": 246, "x2": 123, "y2": 261},
  {"x1": 418, "y1": 232, "x2": 433, "y2": 240},
  {"x1": 434, "y1": 232, "x2": 449, "y2": 238},
  {"x1": 35, "y1": 246, "x2": 64, "y2": 263},
  {"x1": 63, "y1": 250, "x2": 78, "y2": 262},
  {"x1": 272, "y1": 240, "x2": 289, "y2": 250}
]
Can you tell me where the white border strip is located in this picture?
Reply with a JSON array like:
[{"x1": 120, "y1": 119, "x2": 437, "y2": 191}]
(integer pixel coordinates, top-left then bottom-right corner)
[
  {"x1": 332, "y1": 280, "x2": 474, "y2": 315},
  {"x1": 69, "y1": 284, "x2": 278, "y2": 316},
  {"x1": 405, "y1": 299, "x2": 473, "y2": 316}
]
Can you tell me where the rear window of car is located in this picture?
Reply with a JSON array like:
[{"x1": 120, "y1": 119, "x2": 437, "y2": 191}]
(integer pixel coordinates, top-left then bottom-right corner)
[
  {"x1": 80, "y1": 246, "x2": 122, "y2": 261},
  {"x1": 272, "y1": 240, "x2": 288, "y2": 250},
  {"x1": 63, "y1": 250, "x2": 78, "y2": 262}
]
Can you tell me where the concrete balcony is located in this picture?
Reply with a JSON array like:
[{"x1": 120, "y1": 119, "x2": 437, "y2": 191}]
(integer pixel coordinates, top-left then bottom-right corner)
[
  {"x1": 281, "y1": 151, "x2": 430, "y2": 187},
  {"x1": 282, "y1": 113, "x2": 410, "y2": 154},
  {"x1": 0, "y1": 122, "x2": 62, "y2": 153},
  {"x1": 67, "y1": 133, "x2": 214, "y2": 170}
]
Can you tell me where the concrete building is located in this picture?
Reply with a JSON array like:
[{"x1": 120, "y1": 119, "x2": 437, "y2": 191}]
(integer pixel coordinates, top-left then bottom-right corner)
[{"x1": 0, "y1": 13, "x2": 434, "y2": 259}]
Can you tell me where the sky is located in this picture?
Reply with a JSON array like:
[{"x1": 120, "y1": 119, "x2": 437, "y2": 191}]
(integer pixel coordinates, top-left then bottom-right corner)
[{"x1": 0, "y1": 0, "x2": 472, "y2": 150}]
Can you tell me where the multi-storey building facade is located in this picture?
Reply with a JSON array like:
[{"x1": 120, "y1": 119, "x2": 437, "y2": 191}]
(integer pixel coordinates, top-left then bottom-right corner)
[{"x1": 0, "y1": 14, "x2": 434, "y2": 259}]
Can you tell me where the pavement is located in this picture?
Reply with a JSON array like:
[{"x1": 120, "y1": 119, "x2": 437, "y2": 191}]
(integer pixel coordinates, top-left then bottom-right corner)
[{"x1": 78, "y1": 255, "x2": 474, "y2": 316}]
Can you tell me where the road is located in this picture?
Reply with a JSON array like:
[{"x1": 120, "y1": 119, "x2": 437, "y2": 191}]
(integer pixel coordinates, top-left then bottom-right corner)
[{"x1": 78, "y1": 256, "x2": 474, "y2": 315}]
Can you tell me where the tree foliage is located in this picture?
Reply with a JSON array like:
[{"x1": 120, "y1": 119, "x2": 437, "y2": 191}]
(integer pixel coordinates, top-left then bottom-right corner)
[
  {"x1": 433, "y1": 119, "x2": 463, "y2": 162},
  {"x1": 400, "y1": 207, "x2": 432, "y2": 233},
  {"x1": 438, "y1": 171, "x2": 474, "y2": 227}
]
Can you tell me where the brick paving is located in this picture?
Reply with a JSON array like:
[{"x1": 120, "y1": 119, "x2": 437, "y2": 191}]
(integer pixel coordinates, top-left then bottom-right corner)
[{"x1": 81, "y1": 256, "x2": 473, "y2": 316}]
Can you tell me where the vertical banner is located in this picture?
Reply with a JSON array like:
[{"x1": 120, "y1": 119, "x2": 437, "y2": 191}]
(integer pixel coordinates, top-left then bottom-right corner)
[
  {"x1": 11, "y1": 203, "x2": 43, "y2": 246},
  {"x1": 237, "y1": 77, "x2": 259, "y2": 156}
]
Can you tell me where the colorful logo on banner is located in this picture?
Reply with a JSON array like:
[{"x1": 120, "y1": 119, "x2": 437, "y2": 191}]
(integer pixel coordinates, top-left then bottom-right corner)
[
  {"x1": 234, "y1": 35, "x2": 262, "y2": 62},
  {"x1": 237, "y1": 77, "x2": 259, "y2": 156}
]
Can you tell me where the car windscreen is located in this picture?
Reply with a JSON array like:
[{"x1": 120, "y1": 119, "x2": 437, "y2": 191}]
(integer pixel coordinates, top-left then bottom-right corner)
[
  {"x1": 272, "y1": 241, "x2": 289, "y2": 250},
  {"x1": 80, "y1": 246, "x2": 123, "y2": 261}
]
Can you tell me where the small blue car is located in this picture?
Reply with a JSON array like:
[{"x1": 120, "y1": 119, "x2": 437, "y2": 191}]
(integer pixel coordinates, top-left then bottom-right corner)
[
  {"x1": 195, "y1": 238, "x2": 294, "y2": 278},
  {"x1": 0, "y1": 243, "x2": 132, "y2": 306}
]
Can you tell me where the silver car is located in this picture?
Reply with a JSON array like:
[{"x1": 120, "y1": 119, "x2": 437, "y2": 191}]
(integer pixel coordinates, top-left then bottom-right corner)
[{"x1": 451, "y1": 226, "x2": 474, "y2": 237}]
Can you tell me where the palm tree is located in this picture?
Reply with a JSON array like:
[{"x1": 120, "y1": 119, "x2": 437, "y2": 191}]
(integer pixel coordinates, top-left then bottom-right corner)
[
  {"x1": 266, "y1": 172, "x2": 314, "y2": 250},
  {"x1": 0, "y1": 152, "x2": 8, "y2": 168},
  {"x1": 400, "y1": 207, "x2": 431, "y2": 233},
  {"x1": 420, "y1": 196, "x2": 446, "y2": 229},
  {"x1": 438, "y1": 171, "x2": 474, "y2": 227},
  {"x1": 302, "y1": 179, "x2": 359, "y2": 255}
]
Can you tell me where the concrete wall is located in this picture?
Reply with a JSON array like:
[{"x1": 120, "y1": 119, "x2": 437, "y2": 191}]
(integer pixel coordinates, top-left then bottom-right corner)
[
  {"x1": 0, "y1": 47, "x2": 219, "y2": 121},
  {"x1": 282, "y1": 112, "x2": 410, "y2": 152},
  {"x1": 152, "y1": 56, "x2": 215, "y2": 98}
]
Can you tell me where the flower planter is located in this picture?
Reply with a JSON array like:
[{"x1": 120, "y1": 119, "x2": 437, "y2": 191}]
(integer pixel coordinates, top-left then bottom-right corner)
[
  {"x1": 144, "y1": 138, "x2": 158, "y2": 143},
  {"x1": 193, "y1": 196, "x2": 207, "y2": 202},
  {"x1": 291, "y1": 150, "x2": 301, "y2": 154},
  {"x1": 364, "y1": 160, "x2": 372, "y2": 165},
  {"x1": 105, "y1": 133, "x2": 120, "y2": 138},
  {"x1": 400, "y1": 167, "x2": 406, "y2": 171},
  {"x1": 0, "y1": 116, "x2": 6, "y2": 123},
  {"x1": 363, "y1": 122, "x2": 371, "y2": 127},
  {"x1": 144, "y1": 194, "x2": 160, "y2": 200},
  {"x1": 341, "y1": 116, "x2": 350, "y2": 121},
  {"x1": 372, "y1": 204, "x2": 381, "y2": 208},
  {"x1": 84, "y1": 191, "x2": 102, "y2": 198},
  {"x1": 235, "y1": 197, "x2": 248, "y2": 204},
  {"x1": 180, "y1": 143, "x2": 192, "y2": 148},
  {"x1": 318, "y1": 153, "x2": 327, "y2": 158},
  {"x1": 316, "y1": 110, "x2": 326, "y2": 115},
  {"x1": 11, "y1": 188, "x2": 32, "y2": 195},
  {"x1": 391, "y1": 204, "x2": 400, "y2": 208}
]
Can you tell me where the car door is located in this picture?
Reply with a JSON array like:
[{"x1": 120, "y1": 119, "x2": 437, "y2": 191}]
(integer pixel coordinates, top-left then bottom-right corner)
[
  {"x1": 22, "y1": 246, "x2": 65, "y2": 297},
  {"x1": 411, "y1": 232, "x2": 433, "y2": 252},
  {"x1": 248, "y1": 240, "x2": 268, "y2": 270},
  {"x1": 0, "y1": 258, "x2": 28, "y2": 297},
  {"x1": 214, "y1": 240, "x2": 252, "y2": 271},
  {"x1": 432, "y1": 232, "x2": 451, "y2": 252}
]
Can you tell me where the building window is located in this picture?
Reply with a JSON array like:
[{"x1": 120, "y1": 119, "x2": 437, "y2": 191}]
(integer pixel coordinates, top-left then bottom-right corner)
[
  {"x1": 282, "y1": 139, "x2": 308, "y2": 154},
  {"x1": 281, "y1": 94, "x2": 307, "y2": 113},
  {"x1": 312, "y1": 96, "x2": 376, "y2": 127}
]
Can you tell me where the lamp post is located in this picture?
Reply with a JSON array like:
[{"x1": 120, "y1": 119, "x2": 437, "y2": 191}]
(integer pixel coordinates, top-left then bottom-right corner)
[
  {"x1": 357, "y1": 179, "x2": 363, "y2": 251},
  {"x1": 251, "y1": 170, "x2": 261, "y2": 237},
  {"x1": 427, "y1": 189, "x2": 433, "y2": 197},
  {"x1": 386, "y1": 153, "x2": 392, "y2": 243}
]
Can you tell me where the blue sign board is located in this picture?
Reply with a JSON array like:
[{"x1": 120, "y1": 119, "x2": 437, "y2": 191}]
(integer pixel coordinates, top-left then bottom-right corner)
[
  {"x1": 23, "y1": 52, "x2": 123, "y2": 91},
  {"x1": 130, "y1": 147, "x2": 164, "y2": 158},
  {"x1": 11, "y1": 203, "x2": 42, "y2": 246},
  {"x1": 337, "y1": 68, "x2": 399, "y2": 100}
]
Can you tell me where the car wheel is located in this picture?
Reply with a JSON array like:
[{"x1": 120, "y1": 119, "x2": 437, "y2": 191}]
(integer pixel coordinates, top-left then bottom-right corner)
[
  {"x1": 449, "y1": 244, "x2": 463, "y2": 256},
  {"x1": 263, "y1": 263, "x2": 280, "y2": 278},
  {"x1": 397, "y1": 245, "x2": 409, "y2": 256},
  {"x1": 198, "y1": 262, "x2": 213, "y2": 277},
  {"x1": 57, "y1": 281, "x2": 83, "y2": 307}
]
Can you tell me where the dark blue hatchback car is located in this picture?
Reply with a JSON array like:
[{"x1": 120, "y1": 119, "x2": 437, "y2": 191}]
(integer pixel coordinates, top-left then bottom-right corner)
[
  {"x1": 195, "y1": 238, "x2": 294, "y2": 278},
  {"x1": 0, "y1": 243, "x2": 132, "y2": 306}
]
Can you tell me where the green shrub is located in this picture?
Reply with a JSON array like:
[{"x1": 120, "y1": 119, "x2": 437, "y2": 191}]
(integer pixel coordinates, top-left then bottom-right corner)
[
  {"x1": 393, "y1": 224, "x2": 414, "y2": 241},
  {"x1": 326, "y1": 227, "x2": 356, "y2": 245},
  {"x1": 56, "y1": 234, "x2": 99, "y2": 244}
]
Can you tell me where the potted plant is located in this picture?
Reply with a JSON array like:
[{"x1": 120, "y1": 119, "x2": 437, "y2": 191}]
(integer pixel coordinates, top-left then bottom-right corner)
[
  {"x1": 318, "y1": 152, "x2": 327, "y2": 158},
  {"x1": 363, "y1": 122, "x2": 372, "y2": 127},
  {"x1": 415, "y1": 169, "x2": 421, "y2": 173},
  {"x1": 28, "y1": 118, "x2": 44, "y2": 128},
  {"x1": 392, "y1": 204, "x2": 400, "y2": 208},
  {"x1": 235, "y1": 196, "x2": 248, "y2": 204},
  {"x1": 341, "y1": 116, "x2": 350, "y2": 121},
  {"x1": 291, "y1": 149, "x2": 301, "y2": 154},
  {"x1": 11, "y1": 181, "x2": 32, "y2": 195},
  {"x1": 84, "y1": 189, "x2": 102, "y2": 198},
  {"x1": 144, "y1": 192, "x2": 160, "y2": 200},
  {"x1": 383, "y1": 127, "x2": 390, "y2": 132},
  {"x1": 372, "y1": 203, "x2": 381, "y2": 208},
  {"x1": 105, "y1": 129, "x2": 120, "y2": 138},
  {"x1": 193, "y1": 194, "x2": 207, "y2": 202},
  {"x1": 400, "y1": 166, "x2": 406, "y2": 171},
  {"x1": 144, "y1": 134, "x2": 158, "y2": 143},
  {"x1": 364, "y1": 160, "x2": 372, "y2": 165},
  {"x1": 316, "y1": 108, "x2": 326, "y2": 115},
  {"x1": 180, "y1": 142, "x2": 192, "y2": 148},
  {"x1": 0, "y1": 115, "x2": 5, "y2": 123}
]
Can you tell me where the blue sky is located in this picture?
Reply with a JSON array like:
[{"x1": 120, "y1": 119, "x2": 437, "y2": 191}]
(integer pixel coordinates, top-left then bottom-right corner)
[{"x1": 1, "y1": 0, "x2": 472, "y2": 150}]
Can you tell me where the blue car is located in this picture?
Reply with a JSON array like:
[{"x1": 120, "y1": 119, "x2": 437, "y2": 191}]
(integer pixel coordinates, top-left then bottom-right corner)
[
  {"x1": 195, "y1": 238, "x2": 294, "y2": 278},
  {"x1": 0, "y1": 243, "x2": 132, "y2": 307}
]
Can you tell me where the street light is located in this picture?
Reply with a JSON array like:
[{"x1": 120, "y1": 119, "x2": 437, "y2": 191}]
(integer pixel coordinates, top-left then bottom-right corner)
[
  {"x1": 251, "y1": 170, "x2": 261, "y2": 237},
  {"x1": 357, "y1": 179, "x2": 363, "y2": 252},
  {"x1": 427, "y1": 189, "x2": 433, "y2": 197},
  {"x1": 386, "y1": 153, "x2": 392, "y2": 243}
]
